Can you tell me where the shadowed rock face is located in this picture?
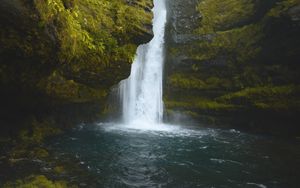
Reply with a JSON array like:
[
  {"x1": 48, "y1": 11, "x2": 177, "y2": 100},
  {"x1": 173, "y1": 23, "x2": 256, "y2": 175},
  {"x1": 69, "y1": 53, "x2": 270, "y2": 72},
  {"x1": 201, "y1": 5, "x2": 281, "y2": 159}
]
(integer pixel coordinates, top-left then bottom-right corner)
[
  {"x1": 164, "y1": 0, "x2": 300, "y2": 135},
  {"x1": 167, "y1": 0, "x2": 202, "y2": 43},
  {"x1": 0, "y1": 0, "x2": 153, "y2": 131}
]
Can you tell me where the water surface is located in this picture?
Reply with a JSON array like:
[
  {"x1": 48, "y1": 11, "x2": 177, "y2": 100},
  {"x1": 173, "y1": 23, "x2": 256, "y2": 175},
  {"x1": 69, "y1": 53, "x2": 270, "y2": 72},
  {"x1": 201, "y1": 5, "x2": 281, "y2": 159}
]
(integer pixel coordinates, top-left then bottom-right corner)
[{"x1": 45, "y1": 123, "x2": 300, "y2": 188}]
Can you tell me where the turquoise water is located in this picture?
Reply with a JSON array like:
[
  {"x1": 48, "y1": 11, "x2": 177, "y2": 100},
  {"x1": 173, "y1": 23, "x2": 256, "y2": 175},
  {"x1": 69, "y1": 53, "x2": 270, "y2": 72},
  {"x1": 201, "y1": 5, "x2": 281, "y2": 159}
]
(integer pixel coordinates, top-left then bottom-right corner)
[{"x1": 43, "y1": 123, "x2": 300, "y2": 188}]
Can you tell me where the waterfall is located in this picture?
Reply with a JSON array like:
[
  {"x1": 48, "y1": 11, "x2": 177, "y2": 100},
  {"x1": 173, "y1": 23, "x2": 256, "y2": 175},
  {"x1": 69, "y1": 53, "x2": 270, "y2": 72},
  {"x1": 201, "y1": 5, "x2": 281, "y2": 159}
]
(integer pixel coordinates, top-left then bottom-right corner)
[{"x1": 119, "y1": 0, "x2": 167, "y2": 126}]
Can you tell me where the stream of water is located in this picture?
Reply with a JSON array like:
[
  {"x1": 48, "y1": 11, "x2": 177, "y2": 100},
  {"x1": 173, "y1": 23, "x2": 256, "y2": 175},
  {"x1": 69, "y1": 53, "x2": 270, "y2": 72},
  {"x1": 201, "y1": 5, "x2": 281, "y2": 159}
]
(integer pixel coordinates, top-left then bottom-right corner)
[{"x1": 118, "y1": 0, "x2": 166, "y2": 126}]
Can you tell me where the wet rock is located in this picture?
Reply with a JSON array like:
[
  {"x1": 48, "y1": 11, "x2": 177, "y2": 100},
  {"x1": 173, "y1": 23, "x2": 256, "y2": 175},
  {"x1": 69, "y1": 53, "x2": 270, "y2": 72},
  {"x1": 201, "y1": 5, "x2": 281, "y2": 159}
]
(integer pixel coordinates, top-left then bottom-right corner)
[
  {"x1": 288, "y1": 4, "x2": 300, "y2": 22},
  {"x1": 164, "y1": 0, "x2": 300, "y2": 135},
  {"x1": 0, "y1": 0, "x2": 154, "y2": 133}
]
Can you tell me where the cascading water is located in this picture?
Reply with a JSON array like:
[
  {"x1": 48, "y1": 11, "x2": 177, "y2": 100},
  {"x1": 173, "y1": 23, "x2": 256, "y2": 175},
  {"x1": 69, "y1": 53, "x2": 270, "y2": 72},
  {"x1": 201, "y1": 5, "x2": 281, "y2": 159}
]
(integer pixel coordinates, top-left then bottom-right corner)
[{"x1": 119, "y1": 0, "x2": 167, "y2": 126}]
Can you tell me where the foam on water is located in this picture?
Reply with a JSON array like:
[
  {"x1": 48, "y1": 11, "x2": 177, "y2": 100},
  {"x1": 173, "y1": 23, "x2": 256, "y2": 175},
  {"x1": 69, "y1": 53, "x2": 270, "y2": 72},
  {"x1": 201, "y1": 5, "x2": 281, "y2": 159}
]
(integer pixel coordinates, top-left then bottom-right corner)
[{"x1": 98, "y1": 122, "x2": 215, "y2": 138}]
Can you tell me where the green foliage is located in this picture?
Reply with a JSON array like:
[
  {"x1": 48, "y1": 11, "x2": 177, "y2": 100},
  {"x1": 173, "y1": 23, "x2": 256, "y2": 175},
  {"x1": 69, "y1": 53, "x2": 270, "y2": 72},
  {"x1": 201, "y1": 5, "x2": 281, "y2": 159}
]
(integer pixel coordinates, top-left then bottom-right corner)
[
  {"x1": 193, "y1": 23, "x2": 263, "y2": 64},
  {"x1": 18, "y1": 118, "x2": 62, "y2": 144},
  {"x1": 30, "y1": 147, "x2": 49, "y2": 158},
  {"x1": 33, "y1": 0, "x2": 152, "y2": 65},
  {"x1": 33, "y1": 0, "x2": 104, "y2": 63},
  {"x1": 267, "y1": 0, "x2": 299, "y2": 17},
  {"x1": 3, "y1": 175, "x2": 76, "y2": 188},
  {"x1": 215, "y1": 24, "x2": 262, "y2": 62},
  {"x1": 218, "y1": 85, "x2": 300, "y2": 110},
  {"x1": 0, "y1": 0, "x2": 153, "y2": 105},
  {"x1": 112, "y1": 0, "x2": 152, "y2": 36},
  {"x1": 168, "y1": 74, "x2": 206, "y2": 89},
  {"x1": 163, "y1": 0, "x2": 300, "y2": 131},
  {"x1": 197, "y1": 0, "x2": 255, "y2": 33},
  {"x1": 8, "y1": 118, "x2": 61, "y2": 164},
  {"x1": 168, "y1": 74, "x2": 232, "y2": 90},
  {"x1": 54, "y1": 166, "x2": 66, "y2": 174},
  {"x1": 37, "y1": 70, "x2": 107, "y2": 102},
  {"x1": 165, "y1": 98, "x2": 235, "y2": 111}
]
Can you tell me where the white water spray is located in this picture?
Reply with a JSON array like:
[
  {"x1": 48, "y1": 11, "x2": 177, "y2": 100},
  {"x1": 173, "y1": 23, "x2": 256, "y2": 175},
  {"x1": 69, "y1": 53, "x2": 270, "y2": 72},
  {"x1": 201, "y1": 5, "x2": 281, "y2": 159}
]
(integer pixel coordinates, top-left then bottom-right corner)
[{"x1": 119, "y1": 0, "x2": 167, "y2": 126}]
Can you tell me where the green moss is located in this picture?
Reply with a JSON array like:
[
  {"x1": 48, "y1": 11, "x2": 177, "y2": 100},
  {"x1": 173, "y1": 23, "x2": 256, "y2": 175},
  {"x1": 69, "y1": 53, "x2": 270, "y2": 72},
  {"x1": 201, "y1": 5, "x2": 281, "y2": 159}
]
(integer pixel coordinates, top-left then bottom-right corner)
[
  {"x1": 169, "y1": 47, "x2": 180, "y2": 57},
  {"x1": 37, "y1": 71, "x2": 107, "y2": 102},
  {"x1": 7, "y1": 117, "x2": 63, "y2": 161},
  {"x1": 181, "y1": 110, "x2": 199, "y2": 117},
  {"x1": 32, "y1": 0, "x2": 152, "y2": 65},
  {"x1": 165, "y1": 98, "x2": 235, "y2": 111},
  {"x1": 197, "y1": 0, "x2": 255, "y2": 33},
  {"x1": 218, "y1": 85, "x2": 300, "y2": 110},
  {"x1": 165, "y1": 0, "x2": 300, "y2": 130},
  {"x1": 33, "y1": 0, "x2": 105, "y2": 63},
  {"x1": 193, "y1": 23, "x2": 263, "y2": 64},
  {"x1": 9, "y1": 146, "x2": 48, "y2": 161},
  {"x1": 18, "y1": 118, "x2": 62, "y2": 144},
  {"x1": 168, "y1": 74, "x2": 232, "y2": 90},
  {"x1": 168, "y1": 74, "x2": 206, "y2": 89},
  {"x1": 219, "y1": 85, "x2": 298, "y2": 100},
  {"x1": 192, "y1": 0, "x2": 299, "y2": 65},
  {"x1": 54, "y1": 166, "x2": 66, "y2": 174},
  {"x1": 195, "y1": 100, "x2": 235, "y2": 110},
  {"x1": 29, "y1": 147, "x2": 49, "y2": 158},
  {"x1": 3, "y1": 175, "x2": 76, "y2": 188},
  {"x1": 0, "y1": 0, "x2": 153, "y2": 105},
  {"x1": 267, "y1": 0, "x2": 299, "y2": 17}
]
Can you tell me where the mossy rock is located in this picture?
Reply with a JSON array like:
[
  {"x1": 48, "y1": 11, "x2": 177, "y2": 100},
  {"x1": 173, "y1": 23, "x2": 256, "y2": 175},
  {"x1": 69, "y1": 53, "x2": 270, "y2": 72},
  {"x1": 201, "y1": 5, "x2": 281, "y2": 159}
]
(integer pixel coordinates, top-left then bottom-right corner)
[
  {"x1": 164, "y1": 0, "x2": 300, "y2": 134},
  {"x1": 0, "y1": 0, "x2": 154, "y2": 129},
  {"x1": 18, "y1": 119, "x2": 62, "y2": 144},
  {"x1": 54, "y1": 166, "x2": 66, "y2": 174},
  {"x1": 3, "y1": 175, "x2": 77, "y2": 188},
  {"x1": 29, "y1": 147, "x2": 49, "y2": 159}
]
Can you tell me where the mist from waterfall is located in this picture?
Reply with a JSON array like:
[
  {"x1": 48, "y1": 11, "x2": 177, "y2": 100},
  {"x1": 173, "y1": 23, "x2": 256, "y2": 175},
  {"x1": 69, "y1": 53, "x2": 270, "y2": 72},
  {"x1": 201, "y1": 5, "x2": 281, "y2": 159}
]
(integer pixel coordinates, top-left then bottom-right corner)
[{"x1": 118, "y1": 0, "x2": 167, "y2": 126}]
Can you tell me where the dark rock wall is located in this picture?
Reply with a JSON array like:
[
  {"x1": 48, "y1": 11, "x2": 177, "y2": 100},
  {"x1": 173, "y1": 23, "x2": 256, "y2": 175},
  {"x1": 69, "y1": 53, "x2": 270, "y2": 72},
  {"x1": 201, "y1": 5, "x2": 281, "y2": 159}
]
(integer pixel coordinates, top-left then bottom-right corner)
[
  {"x1": 0, "y1": 0, "x2": 153, "y2": 135},
  {"x1": 164, "y1": 0, "x2": 300, "y2": 135}
]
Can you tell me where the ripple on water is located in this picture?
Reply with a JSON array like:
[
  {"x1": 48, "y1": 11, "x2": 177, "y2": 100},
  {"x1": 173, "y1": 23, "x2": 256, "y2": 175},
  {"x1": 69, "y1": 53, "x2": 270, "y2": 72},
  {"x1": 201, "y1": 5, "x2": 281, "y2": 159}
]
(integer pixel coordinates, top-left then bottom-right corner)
[
  {"x1": 246, "y1": 182, "x2": 267, "y2": 188},
  {"x1": 37, "y1": 122, "x2": 300, "y2": 188}
]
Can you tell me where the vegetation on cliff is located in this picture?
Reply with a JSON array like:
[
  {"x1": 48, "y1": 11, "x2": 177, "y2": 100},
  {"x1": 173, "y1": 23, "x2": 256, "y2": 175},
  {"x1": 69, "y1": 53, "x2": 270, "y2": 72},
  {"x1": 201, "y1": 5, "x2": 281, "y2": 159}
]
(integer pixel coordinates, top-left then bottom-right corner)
[
  {"x1": 165, "y1": 0, "x2": 300, "y2": 134},
  {"x1": 0, "y1": 0, "x2": 153, "y2": 101},
  {"x1": 3, "y1": 175, "x2": 75, "y2": 188},
  {"x1": 0, "y1": 1, "x2": 153, "y2": 185},
  {"x1": 0, "y1": 0, "x2": 153, "y2": 133}
]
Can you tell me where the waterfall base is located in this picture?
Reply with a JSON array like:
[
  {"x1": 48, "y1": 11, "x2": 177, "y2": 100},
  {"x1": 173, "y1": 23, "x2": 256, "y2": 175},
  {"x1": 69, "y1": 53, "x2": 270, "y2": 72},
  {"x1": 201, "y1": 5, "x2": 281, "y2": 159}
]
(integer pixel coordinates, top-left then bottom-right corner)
[{"x1": 100, "y1": 122, "x2": 181, "y2": 132}]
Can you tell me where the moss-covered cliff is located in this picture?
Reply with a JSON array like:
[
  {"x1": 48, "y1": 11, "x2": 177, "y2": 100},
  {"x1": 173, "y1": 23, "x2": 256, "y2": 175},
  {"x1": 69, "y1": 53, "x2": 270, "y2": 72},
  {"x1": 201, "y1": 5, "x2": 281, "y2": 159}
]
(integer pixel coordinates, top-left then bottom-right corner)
[
  {"x1": 0, "y1": 0, "x2": 153, "y2": 135},
  {"x1": 164, "y1": 0, "x2": 300, "y2": 135},
  {"x1": 0, "y1": 1, "x2": 153, "y2": 185}
]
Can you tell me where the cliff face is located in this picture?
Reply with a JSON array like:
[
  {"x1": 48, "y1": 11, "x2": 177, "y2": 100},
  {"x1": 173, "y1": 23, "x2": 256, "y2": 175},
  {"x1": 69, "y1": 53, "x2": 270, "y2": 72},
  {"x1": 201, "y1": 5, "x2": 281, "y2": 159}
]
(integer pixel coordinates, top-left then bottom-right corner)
[
  {"x1": 0, "y1": 0, "x2": 153, "y2": 133},
  {"x1": 164, "y1": 0, "x2": 300, "y2": 135}
]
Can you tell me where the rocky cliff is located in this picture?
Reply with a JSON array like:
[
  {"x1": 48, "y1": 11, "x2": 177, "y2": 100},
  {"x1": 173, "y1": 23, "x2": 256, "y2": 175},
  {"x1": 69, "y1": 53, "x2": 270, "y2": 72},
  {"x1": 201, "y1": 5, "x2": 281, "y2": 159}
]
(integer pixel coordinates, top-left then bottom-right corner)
[
  {"x1": 164, "y1": 0, "x2": 300, "y2": 135},
  {"x1": 0, "y1": 1, "x2": 155, "y2": 185},
  {"x1": 0, "y1": 0, "x2": 153, "y2": 136}
]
